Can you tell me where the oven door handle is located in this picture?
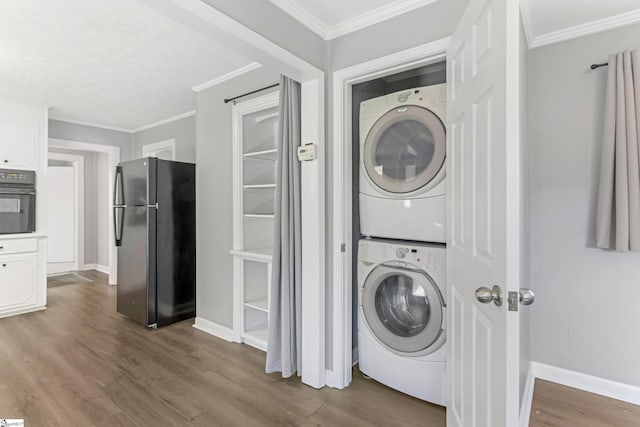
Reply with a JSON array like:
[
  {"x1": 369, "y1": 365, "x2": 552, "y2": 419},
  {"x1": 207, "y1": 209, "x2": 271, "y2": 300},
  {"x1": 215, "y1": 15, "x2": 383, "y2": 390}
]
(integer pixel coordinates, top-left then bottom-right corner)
[{"x1": 0, "y1": 189, "x2": 36, "y2": 195}]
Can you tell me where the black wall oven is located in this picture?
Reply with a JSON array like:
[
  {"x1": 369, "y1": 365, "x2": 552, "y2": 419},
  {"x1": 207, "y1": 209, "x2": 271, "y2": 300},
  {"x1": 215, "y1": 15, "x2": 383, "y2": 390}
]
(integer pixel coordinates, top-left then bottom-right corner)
[{"x1": 0, "y1": 169, "x2": 36, "y2": 234}]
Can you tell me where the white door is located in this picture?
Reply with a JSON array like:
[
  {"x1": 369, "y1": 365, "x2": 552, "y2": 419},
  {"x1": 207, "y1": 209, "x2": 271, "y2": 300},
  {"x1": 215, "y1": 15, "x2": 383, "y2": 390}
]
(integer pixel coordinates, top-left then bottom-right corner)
[
  {"x1": 47, "y1": 166, "x2": 76, "y2": 272},
  {"x1": 446, "y1": 0, "x2": 521, "y2": 425}
]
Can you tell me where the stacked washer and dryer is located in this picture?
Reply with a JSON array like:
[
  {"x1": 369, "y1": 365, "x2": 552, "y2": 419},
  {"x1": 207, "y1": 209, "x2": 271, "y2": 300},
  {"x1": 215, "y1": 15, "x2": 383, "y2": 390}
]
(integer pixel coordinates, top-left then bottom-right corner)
[{"x1": 357, "y1": 83, "x2": 447, "y2": 405}]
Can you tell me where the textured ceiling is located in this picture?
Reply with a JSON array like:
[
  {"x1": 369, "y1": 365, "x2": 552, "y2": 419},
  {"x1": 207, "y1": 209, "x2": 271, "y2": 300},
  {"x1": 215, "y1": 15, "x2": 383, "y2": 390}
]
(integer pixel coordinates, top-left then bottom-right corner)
[{"x1": 0, "y1": 0, "x2": 254, "y2": 130}]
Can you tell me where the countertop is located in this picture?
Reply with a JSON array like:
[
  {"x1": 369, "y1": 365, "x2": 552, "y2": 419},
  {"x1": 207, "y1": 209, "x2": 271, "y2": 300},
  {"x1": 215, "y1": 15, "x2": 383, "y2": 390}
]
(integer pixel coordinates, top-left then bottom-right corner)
[{"x1": 0, "y1": 232, "x2": 47, "y2": 240}]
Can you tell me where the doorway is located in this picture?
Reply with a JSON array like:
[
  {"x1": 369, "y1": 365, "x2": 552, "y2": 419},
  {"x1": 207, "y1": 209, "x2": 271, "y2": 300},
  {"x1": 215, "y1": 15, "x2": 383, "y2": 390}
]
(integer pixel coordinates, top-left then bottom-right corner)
[
  {"x1": 328, "y1": 38, "x2": 450, "y2": 388},
  {"x1": 48, "y1": 138, "x2": 121, "y2": 285}
]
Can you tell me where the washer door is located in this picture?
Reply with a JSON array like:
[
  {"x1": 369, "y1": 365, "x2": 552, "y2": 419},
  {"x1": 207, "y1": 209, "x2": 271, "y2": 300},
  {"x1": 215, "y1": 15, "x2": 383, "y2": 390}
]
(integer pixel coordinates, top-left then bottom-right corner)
[
  {"x1": 363, "y1": 105, "x2": 445, "y2": 194},
  {"x1": 362, "y1": 264, "x2": 445, "y2": 356}
]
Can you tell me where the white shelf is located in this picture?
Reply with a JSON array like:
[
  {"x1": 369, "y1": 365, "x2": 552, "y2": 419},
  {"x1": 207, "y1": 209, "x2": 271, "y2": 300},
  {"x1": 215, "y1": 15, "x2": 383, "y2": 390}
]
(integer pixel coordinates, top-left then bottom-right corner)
[
  {"x1": 254, "y1": 111, "x2": 279, "y2": 123},
  {"x1": 243, "y1": 328, "x2": 268, "y2": 351},
  {"x1": 244, "y1": 148, "x2": 278, "y2": 161},
  {"x1": 230, "y1": 249, "x2": 273, "y2": 262},
  {"x1": 233, "y1": 91, "x2": 278, "y2": 355},
  {"x1": 244, "y1": 184, "x2": 276, "y2": 189},
  {"x1": 245, "y1": 298, "x2": 269, "y2": 313}
]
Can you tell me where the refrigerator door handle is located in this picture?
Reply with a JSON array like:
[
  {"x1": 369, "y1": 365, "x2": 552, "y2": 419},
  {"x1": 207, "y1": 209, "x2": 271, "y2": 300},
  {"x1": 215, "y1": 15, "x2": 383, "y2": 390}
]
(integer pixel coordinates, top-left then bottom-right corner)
[
  {"x1": 113, "y1": 166, "x2": 124, "y2": 206},
  {"x1": 114, "y1": 206, "x2": 124, "y2": 246}
]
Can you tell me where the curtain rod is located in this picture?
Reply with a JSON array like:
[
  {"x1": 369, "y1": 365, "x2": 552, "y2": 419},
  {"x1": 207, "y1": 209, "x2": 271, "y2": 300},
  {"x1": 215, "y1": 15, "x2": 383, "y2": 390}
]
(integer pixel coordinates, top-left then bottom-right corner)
[
  {"x1": 590, "y1": 62, "x2": 609, "y2": 70},
  {"x1": 224, "y1": 83, "x2": 279, "y2": 104}
]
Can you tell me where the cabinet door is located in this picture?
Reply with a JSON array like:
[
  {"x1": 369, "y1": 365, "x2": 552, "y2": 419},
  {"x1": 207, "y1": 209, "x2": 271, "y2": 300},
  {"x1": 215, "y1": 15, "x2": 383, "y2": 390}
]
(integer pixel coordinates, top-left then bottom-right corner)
[
  {"x1": 0, "y1": 254, "x2": 37, "y2": 312},
  {"x1": 0, "y1": 119, "x2": 38, "y2": 169}
]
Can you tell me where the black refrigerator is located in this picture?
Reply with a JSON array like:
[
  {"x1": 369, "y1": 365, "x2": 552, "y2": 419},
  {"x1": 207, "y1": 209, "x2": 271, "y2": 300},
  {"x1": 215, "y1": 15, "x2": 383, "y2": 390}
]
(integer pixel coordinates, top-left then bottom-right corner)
[{"x1": 113, "y1": 157, "x2": 196, "y2": 328}]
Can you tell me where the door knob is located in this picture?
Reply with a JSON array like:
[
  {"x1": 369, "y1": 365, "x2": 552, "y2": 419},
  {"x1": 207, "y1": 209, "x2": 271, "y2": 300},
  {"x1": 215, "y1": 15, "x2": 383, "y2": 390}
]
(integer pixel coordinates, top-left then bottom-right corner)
[
  {"x1": 519, "y1": 289, "x2": 535, "y2": 306},
  {"x1": 475, "y1": 285, "x2": 503, "y2": 307}
]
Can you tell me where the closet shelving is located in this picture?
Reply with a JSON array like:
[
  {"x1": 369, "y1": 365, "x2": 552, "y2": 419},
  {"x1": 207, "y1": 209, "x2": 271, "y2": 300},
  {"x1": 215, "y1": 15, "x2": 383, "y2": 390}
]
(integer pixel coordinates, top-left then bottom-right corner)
[{"x1": 231, "y1": 91, "x2": 279, "y2": 351}]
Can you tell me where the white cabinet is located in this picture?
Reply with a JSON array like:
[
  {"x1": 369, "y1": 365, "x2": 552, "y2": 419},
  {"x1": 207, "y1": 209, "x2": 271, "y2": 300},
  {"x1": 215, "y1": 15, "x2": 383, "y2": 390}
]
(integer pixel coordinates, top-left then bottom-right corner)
[
  {"x1": 0, "y1": 236, "x2": 47, "y2": 319},
  {"x1": 0, "y1": 98, "x2": 45, "y2": 171},
  {"x1": 231, "y1": 91, "x2": 279, "y2": 351},
  {"x1": 0, "y1": 253, "x2": 39, "y2": 315},
  {"x1": 0, "y1": 119, "x2": 39, "y2": 169},
  {"x1": 0, "y1": 99, "x2": 48, "y2": 320}
]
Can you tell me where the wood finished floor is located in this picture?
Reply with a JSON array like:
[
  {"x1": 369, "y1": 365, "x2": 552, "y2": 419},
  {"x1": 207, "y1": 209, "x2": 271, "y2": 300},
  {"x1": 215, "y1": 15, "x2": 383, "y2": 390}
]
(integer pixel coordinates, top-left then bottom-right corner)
[
  {"x1": 0, "y1": 271, "x2": 445, "y2": 426},
  {"x1": 529, "y1": 379, "x2": 640, "y2": 427},
  {"x1": 5, "y1": 272, "x2": 637, "y2": 426}
]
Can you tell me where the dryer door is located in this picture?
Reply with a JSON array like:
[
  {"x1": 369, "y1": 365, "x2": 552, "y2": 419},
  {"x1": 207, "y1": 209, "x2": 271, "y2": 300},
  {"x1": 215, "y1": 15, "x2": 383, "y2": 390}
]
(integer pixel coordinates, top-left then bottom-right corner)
[
  {"x1": 361, "y1": 264, "x2": 445, "y2": 356},
  {"x1": 363, "y1": 105, "x2": 446, "y2": 194}
]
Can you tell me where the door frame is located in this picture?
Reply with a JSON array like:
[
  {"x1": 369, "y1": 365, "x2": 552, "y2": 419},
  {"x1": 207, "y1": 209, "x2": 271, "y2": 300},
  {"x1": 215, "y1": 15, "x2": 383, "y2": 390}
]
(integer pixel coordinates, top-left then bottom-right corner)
[
  {"x1": 142, "y1": 138, "x2": 176, "y2": 160},
  {"x1": 46, "y1": 151, "x2": 84, "y2": 274},
  {"x1": 328, "y1": 37, "x2": 451, "y2": 388},
  {"x1": 48, "y1": 138, "x2": 121, "y2": 285}
]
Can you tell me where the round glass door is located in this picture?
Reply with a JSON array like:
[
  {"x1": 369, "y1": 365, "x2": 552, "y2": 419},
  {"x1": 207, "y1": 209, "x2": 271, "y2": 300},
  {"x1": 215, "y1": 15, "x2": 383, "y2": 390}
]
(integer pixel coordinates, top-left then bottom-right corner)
[
  {"x1": 362, "y1": 265, "x2": 444, "y2": 355},
  {"x1": 363, "y1": 105, "x2": 445, "y2": 194}
]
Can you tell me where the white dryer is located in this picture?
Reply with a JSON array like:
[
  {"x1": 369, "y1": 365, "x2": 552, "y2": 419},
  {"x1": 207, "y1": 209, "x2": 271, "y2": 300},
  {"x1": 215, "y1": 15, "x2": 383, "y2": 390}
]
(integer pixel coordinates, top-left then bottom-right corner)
[
  {"x1": 359, "y1": 84, "x2": 446, "y2": 243},
  {"x1": 357, "y1": 238, "x2": 446, "y2": 405}
]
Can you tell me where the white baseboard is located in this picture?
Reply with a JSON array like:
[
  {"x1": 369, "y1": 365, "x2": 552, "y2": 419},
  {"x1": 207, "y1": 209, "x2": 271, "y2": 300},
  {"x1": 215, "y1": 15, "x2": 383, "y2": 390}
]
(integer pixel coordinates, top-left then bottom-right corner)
[
  {"x1": 0, "y1": 305, "x2": 46, "y2": 319},
  {"x1": 520, "y1": 363, "x2": 536, "y2": 427},
  {"x1": 47, "y1": 262, "x2": 77, "y2": 275},
  {"x1": 80, "y1": 264, "x2": 110, "y2": 274},
  {"x1": 192, "y1": 317, "x2": 236, "y2": 342},
  {"x1": 520, "y1": 361, "x2": 640, "y2": 426},
  {"x1": 531, "y1": 362, "x2": 640, "y2": 406}
]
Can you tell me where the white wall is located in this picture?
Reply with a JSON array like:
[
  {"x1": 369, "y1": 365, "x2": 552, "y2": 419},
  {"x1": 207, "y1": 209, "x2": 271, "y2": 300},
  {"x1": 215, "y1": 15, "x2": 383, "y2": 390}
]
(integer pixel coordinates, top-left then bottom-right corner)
[
  {"x1": 195, "y1": 66, "x2": 279, "y2": 328},
  {"x1": 528, "y1": 23, "x2": 640, "y2": 387}
]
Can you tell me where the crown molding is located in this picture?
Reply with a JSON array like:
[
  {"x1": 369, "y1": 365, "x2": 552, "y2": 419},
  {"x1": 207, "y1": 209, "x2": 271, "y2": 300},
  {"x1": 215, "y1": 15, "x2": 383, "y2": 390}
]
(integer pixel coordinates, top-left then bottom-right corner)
[
  {"x1": 192, "y1": 62, "x2": 262, "y2": 92},
  {"x1": 270, "y1": 0, "x2": 442, "y2": 41},
  {"x1": 48, "y1": 116, "x2": 133, "y2": 133},
  {"x1": 269, "y1": 0, "x2": 329, "y2": 39},
  {"x1": 326, "y1": 0, "x2": 442, "y2": 39},
  {"x1": 133, "y1": 110, "x2": 196, "y2": 133},
  {"x1": 529, "y1": 8, "x2": 640, "y2": 49}
]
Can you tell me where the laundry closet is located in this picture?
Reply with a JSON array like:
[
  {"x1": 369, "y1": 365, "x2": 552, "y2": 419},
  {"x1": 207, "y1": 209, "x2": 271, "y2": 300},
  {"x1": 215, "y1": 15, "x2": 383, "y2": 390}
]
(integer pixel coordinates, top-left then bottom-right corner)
[{"x1": 351, "y1": 62, "x2": 448, "y2": 405}]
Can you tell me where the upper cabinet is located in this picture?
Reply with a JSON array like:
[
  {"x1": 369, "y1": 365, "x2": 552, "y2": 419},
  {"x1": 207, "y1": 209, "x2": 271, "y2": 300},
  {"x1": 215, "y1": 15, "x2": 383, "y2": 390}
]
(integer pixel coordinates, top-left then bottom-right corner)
[
  {"x1": 0, "y1": 99, "x2": 47, "y2": 171},
  {"x1": 0, "y1": 119, "x2": 38, "y2": 169}
]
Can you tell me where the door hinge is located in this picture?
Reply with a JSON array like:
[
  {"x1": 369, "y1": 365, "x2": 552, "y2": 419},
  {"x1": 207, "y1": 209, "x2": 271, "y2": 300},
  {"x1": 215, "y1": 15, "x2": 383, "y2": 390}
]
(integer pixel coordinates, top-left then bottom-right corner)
[
  {"x1": 508, "y1": 291, "x2": 519, "y2": 312},
  {"x1": 340, "y1": 243, "x2": 346, "y2": 253}
]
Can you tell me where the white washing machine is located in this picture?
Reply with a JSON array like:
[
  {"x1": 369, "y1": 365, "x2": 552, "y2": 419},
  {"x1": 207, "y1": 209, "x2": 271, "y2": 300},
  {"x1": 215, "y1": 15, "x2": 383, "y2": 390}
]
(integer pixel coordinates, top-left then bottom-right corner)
[
  {"x1": 357, "y1": 238, "x2": 446, "y2": 405},
  {"x1": 359, "y1": 84, "x2": 446, "y2": 243}
]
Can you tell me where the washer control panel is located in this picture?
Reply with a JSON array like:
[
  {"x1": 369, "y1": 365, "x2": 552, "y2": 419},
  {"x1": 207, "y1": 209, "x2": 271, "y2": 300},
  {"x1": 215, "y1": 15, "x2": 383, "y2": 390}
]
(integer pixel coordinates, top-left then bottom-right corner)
[{"x1": 383, "y1": 243, "x2": 446, "y2": 272}]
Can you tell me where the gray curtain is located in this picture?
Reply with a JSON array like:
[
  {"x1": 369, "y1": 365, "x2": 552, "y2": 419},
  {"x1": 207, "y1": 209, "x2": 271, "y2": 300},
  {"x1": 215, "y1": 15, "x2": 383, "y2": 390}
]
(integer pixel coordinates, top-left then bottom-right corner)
[
  {"x1": 266, "y1": 75, "x2": 302, "y2": 377},
  {"x1": 596, "y1": 50, "x2": 640, "y2": 251}
]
